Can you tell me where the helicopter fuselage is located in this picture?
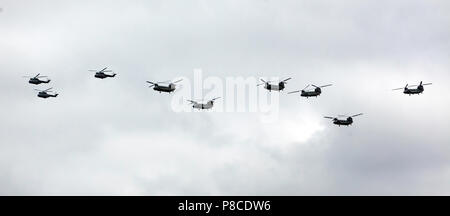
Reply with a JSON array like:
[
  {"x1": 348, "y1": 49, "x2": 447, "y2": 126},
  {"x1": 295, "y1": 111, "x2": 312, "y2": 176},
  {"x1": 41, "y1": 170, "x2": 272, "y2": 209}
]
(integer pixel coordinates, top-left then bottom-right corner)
[
  {"x1": 29, "y1": 78, "x2": 50, "y2": 85},
  {"x1": 37, "y1": 92, "x2": 58, "y2": 98},
  {"x1": 264, "y1": 82, "x2": 285, "y2": 91},
  {"x1": 95, "y1": 72, "x2": 116, "y2": 79},
  {"x1": 301, "y1": 88, "x2": 322, "y2": 97},
  {"x1": 403, "y1": 86, "x2": 424, "y2": 95},
  {"x1": 153, "y1": 84, "x2": 176, "y2": 93},
  {"x1": 333, "y1": 117, "x2": 354, "y2": 126},
  {"x1": 192, "y1": 101, "x2": 214, "y2": 110}
]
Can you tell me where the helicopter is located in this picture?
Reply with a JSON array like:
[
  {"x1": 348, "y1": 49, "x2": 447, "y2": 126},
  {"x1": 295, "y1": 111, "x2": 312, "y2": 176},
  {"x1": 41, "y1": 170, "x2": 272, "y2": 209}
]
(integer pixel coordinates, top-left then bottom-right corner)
[
  {"x1": 89, "y1": 67, "x2": 116, "y2": 79},
  {"x1": 146, "y1": 79, "x2": 183, "y2": 93},
  {"x1": 23, "y1": 73, "x2": 51, "y2": 85},
  {"x1": 257, "y1": 78, "x2": 292, "y2": 91},
  {"x1": 392, "y1": 81, "x2": 432, "y2": 95},
  {"x1": 288, "y1": 84, "x2": 332, "y2": 98},
  {"x1": 34, "y1": 87, "x2": 58, "y2": 98},
  {"x1": 187, "y1": 97, "x2": 221, "y2": 110},
  {"x1": 324, "y1": 113, "x2": 363, "y2": 126}
]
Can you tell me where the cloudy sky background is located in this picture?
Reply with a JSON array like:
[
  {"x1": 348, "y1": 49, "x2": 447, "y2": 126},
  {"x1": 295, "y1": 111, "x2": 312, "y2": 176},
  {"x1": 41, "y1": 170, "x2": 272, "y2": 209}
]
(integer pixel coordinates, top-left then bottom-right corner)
[{"x1": 1, "y1": 0, "x2": 450, "y2": 195}]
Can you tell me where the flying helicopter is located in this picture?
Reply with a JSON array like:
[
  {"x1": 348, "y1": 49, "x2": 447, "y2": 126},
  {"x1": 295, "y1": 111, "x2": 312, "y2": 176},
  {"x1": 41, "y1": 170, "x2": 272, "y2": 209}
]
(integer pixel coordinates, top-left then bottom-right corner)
[
  {"x1": 392, "y1": 81, "x2": 432, "y2": 95},
  {"x1": 187, "y1": 97, "x2": 221, "y2": 110},
  {"x1": 324, "y1": 113, "x2": 363, "y2": 126},
  {"x1": 34, "y1": 87, "x2": 58, "y2": 98},
  {"x1": 257, "y1": 78, "x2": 292, "y2": 91},
  {"x1": 146, "y1": 79, "x2": 183, "y2": 93},
  {"x1": 23, "y1": 73, "x2": 51, "y2": 85},
  {"x1": 288, "y1": 84, "x2": 332, "y2": 98},
  {"x1": 88, "y1": 67, "x2": 116, "y2": 79}
]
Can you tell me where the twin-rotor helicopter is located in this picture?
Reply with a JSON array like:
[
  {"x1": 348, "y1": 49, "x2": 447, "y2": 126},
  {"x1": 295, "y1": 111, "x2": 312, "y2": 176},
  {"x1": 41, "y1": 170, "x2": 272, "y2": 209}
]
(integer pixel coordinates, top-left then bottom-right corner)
[
  {"x1": 288, "y1": 84, "x2": 332, "y2": 98},
  {"x1": 324, "y1": 113, "x2": 363, "y2": 126},
  {"x1": 187, "y1": 97, "x2": 221, "y2": 110},
  {"x1": 146, "y1": 79, "x2": 183, "y2": 93},
  {"x1": 392, "y1": 81, "x2": 432, "y2": 95},
  {"x1": 257, "y1": 78, "x2": 292, "y2": 91}
]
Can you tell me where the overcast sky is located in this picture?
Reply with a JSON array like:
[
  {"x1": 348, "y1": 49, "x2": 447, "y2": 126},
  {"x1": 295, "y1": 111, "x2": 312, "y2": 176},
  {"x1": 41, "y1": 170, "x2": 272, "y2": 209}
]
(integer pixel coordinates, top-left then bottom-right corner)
[{"x1": 1, "y1": 0, "x2": 450, "y2": 195}]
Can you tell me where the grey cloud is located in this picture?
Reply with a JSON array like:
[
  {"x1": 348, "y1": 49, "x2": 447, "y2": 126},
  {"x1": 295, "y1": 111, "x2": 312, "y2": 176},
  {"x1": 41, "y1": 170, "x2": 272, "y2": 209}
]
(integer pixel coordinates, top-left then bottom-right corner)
[{"x1": 1, "y1": 0, "x2": 450, "y2": 195}]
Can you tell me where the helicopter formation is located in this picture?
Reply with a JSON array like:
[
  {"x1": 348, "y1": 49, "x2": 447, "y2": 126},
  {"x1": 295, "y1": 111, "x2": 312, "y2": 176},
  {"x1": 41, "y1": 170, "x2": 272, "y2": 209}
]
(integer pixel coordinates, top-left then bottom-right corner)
[{"x1": 23, "y1": 68, "x2": 432, "y2": 127}]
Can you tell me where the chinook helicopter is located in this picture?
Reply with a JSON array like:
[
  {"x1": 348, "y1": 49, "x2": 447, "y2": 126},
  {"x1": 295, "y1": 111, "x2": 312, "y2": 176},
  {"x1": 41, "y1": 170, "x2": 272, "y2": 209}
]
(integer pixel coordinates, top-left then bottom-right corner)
[
  {"x1": 257, "y1": 78, "x2": 292, "y2": 92},
  {"x1": 187, "y1": 97, "x2": 221, "y2": 110},
  {"x1": 89, "y1": 67, "x2": 116, "y2": 79},
  {"x1": 324, "y1": 113, "x2": 363, "y2": 126},
  {"x1": 288, "y1": 84, "x2": 332, "y2": 98},
  {"x1": 23, "y1": 73, "x2": 51, "y2": 85},
  {"x1": 34, "y1": 88, "x2": 58, "y2": 98},
  {"x1": 146, "y1": 79, "x2": 182, "y2": 93},
  {"x1": 392, "y1": 81, "x2": 432, "y2": 95}
]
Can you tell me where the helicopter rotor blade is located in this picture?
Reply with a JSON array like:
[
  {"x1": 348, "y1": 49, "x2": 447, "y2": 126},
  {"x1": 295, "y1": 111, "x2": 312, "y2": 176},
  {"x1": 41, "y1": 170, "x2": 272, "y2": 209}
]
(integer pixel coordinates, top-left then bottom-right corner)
[
  {"x1": 99, "y1": 67, "x2": 108, "y2": 73},
  {"x1": 288, "y1": 90, "x2": 300, "y2": 94},
  {"x1": 172, "y1": 79, "x2": 183, "y2": 84},
  {"x1": 319, "y1": 84, "x2": 332, "y2": 88},
  {"x1": 303, "y1": 84, "x2": 311, "y2": 90},
  {"x1": 211, "y1": 97, "x2": 221, "y2": 101},
  {"x1": 422, "y1": 83, "x2": 432, "y2": 86},
  {"x1": 324, "y1": 116, "x2": 334, "y2": 119},
  {"x1": 34, "y1": 73, "x2": 40, "y2": 78},
  {"x1": 351, "y1": 113, "x2": 363, "y2": 118},
  {"x1": 146, "y1": 81, "x2": 156, "y2": 85},
  {"x1": 281, "y1": 77, "x2": 292, "y2": 83},
  {"x1": 392, "y1": 88, "x2": 404, "y2": 91}
]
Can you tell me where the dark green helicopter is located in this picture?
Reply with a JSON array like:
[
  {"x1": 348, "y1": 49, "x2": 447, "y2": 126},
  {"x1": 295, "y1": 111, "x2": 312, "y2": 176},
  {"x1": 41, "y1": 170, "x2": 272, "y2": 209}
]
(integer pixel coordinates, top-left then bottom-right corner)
[
  {"x1": 146, "y1": 79, "x2": 182, "y2": 93},
  {"x1": 393, "y1": 81, "x2": 432, "y2": 95},
  {"x1": 288, "y1": 84, "x2": 332, "y2": 98},
  {"x1": 324, "y1": 113, "x2": 363, "y2": 126},
  {"x1": 89, "y1": 67, "x2": 116, "y2": 79},
  {"x1": 257, "y1": 78, "x2": 291, "y2": 92},
  {"x1": 34, "y1": 87, "x2": 58, "y2": 99},
  {"x1": 23, "y1": 73, "x2": 51, "y2": 85}
]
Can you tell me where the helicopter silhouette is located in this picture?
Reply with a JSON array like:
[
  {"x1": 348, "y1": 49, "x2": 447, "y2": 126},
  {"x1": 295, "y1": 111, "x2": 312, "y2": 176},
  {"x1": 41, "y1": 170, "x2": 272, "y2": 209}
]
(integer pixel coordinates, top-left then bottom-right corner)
[
  {"x1": 89, "y1": 67, "x2": 116, "y2": 79},
  {"x1": 257, "y1": 78, "x2": 291, "y2": 92},
  {"x1": 146, "y1": 79, "x2": 182, "y2": 93},
  {"x1": 34, "y1": 87, "x2": 58, "y2": 98},
  {"x1": 324, "y1": 113, "x2": 363, "y2": 126},
  {"x1": 187, "y1": 97, "x2": 221, "y2": 110},
  {"x1": 23, "y1": 73, "x2": 51, "y2": 85},
  {"x1": 393, "y1": 81, "x2": 432, "y2": 95},
  {"x1": 289, "y1": 84, "x2": 332, "y2": 98}
]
